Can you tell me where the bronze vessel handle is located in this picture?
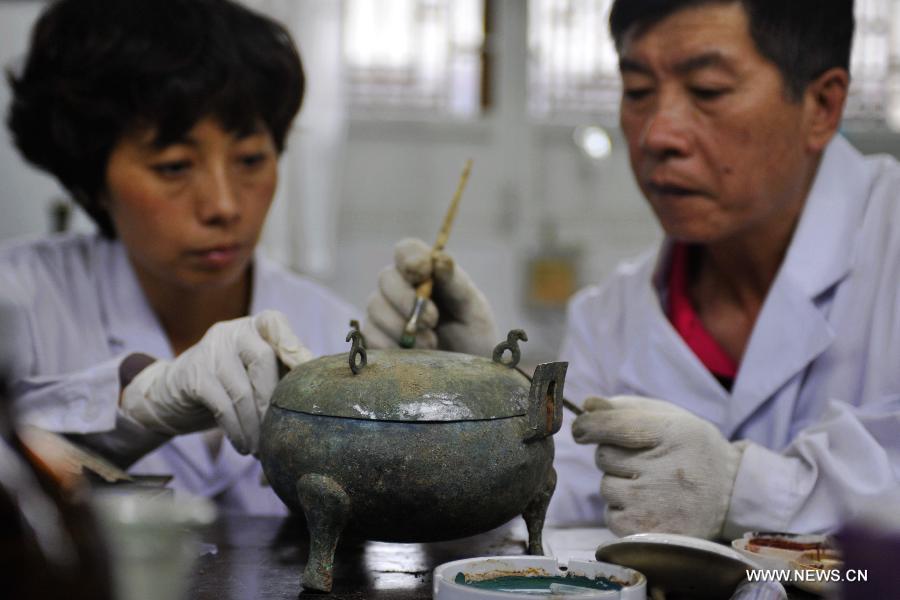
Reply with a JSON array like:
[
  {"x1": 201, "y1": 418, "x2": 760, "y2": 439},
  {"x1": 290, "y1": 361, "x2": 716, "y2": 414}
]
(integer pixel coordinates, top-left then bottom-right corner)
[
  {"x1": 523, "y1": 361, "x2": 568, "y2": 442},
  {"x1": 346, "y1": 329, "x2": 367, "y2": 375},
  {"x1": 492, "y1": 329, "x2": 528, "y2": 368}
]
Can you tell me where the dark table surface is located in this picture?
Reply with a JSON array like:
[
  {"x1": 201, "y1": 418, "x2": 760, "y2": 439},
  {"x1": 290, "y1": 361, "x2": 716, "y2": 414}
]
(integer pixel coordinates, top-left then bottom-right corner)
[
  {"x1": 189, "y1": 515, "x2": 528, "y2": 600},
  {"x1": 188, "y1": 516, "x2": 822, "y2": 600}
]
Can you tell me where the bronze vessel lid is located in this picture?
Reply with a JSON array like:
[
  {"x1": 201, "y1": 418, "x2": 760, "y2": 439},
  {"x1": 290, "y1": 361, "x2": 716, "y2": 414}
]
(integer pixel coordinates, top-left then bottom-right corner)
[{"x1": 271, "y1": 348, "x2": 530, "y2": 422}]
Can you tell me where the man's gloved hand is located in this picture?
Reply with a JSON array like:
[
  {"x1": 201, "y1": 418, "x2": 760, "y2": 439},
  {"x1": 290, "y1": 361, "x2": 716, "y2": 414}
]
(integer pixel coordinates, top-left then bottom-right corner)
[
  {"x1": 363, "y1": 238, "x2": 498, "y2": 356},
  {"x1": 120, "y1": 310, "x2": 311, "y2": 455},
  {"x1": 572, "y1": 395, "x2": 746, "y2": 540}
]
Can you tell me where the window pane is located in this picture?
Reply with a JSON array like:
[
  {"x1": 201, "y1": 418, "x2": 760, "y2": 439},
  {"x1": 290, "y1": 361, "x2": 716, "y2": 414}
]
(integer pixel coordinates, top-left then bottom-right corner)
[
  {"x1": 528, "y1": 0, "x2": 618, "y2": 120},
  {"x1": 344, "y1": 0, "x2": 485, "y2": 118},
  {"x1": 847, "y1": 0, "x2": 891, "y2": 122}
]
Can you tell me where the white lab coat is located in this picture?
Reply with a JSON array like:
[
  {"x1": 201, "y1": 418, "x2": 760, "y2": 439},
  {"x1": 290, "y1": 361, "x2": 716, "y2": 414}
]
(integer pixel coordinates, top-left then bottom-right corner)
[
  {"x1": 549, "y1": 135, "x2": 900, "y2": 534},
  {"x1": 0, "y1": 233, "x2": 359, "y2": 514}
]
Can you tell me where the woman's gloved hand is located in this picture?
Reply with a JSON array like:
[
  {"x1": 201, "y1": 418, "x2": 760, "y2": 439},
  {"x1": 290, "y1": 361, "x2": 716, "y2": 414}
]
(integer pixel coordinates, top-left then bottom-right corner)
[
  {"x1": 363, "y1": 238, "x2": 498, "y2": 356},
  {"x1": 120, "y1": 310, "x2": 311, "y2": 455},
  {"x1": 572, "y1": 395, "x2": 747, "y2": 540}
]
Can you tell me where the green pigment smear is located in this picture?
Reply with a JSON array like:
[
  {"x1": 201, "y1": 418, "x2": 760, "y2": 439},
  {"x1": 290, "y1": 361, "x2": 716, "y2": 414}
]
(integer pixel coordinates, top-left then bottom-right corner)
[{"x1": 454, "y1": 572, "x2": 622, "y2": 594}]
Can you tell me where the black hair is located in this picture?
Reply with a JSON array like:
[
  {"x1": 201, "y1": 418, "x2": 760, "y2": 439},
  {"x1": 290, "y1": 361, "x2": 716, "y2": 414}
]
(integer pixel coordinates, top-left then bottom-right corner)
[
  {"x1": 609, "y1": 0, "x2": 854, "y2": 100},
  {"x1": 6, "y1": 0, "x2": 304, "y2": 238}
]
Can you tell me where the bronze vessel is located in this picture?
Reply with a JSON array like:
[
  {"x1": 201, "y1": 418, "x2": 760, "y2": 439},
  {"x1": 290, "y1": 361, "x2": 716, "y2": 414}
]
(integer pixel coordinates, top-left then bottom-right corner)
[{"x1": 259, "y1": 329, "x2": 567, "y2": 592}]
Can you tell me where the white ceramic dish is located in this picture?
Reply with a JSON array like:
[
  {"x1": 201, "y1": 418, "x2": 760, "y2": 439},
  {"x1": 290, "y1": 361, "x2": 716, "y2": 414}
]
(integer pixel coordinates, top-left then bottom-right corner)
[
  {"x1": 433, "y1": 556, "x2": 647, "y2": 599},
  {"x1": 602, "y1": 532, "x2": 754, "y2": 562},
  {"x1": 596, "y1": 533, "x2": 785, "y2": 600}
]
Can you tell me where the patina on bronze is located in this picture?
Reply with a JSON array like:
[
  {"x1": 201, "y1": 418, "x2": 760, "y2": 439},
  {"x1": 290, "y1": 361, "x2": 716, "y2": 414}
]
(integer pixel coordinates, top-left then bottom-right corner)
[{"x1": 258, "y1": 329, "x2": 567, "y2": 593}]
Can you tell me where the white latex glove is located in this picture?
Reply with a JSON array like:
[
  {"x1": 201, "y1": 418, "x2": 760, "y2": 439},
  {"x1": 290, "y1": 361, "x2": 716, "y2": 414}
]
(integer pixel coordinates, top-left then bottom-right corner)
[
  {"x1": 363, "y1": 238, "x2": 498, "y2": 356},
  {"x1": 120, "y1": 310, "x2": 312, "y2": 455},
  {"x1": 572, "y1": 395, "x2": 746, "y2": 540}
]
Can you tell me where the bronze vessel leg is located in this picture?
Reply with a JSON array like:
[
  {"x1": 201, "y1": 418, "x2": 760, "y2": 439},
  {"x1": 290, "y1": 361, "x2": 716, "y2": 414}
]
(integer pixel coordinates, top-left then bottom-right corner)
[
  {"x1": 296, "y1": 473, "x2": 351, "y2": 593},
  {"x1": 522, "y1": 467, "x2": 557, "y2": 555}
]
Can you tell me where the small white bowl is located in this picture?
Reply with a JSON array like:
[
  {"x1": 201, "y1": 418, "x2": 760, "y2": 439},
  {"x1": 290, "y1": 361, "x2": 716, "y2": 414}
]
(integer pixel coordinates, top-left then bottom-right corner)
[
  {"x1": 731, "y1": 531, "x2": 835, "y2": 572},
  {"x1": 433, "y1": 556, "x2": 646, "y2": 599}
]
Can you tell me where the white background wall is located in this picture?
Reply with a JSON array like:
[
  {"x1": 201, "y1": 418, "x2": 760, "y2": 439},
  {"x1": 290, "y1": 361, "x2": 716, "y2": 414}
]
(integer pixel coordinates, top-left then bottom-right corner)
[
  {"x1": 0, "y1": 0, "x2": 892, "y2": 362},
  {"x1": 0, "y1": 1, "x2": 69, "y2": 240}
]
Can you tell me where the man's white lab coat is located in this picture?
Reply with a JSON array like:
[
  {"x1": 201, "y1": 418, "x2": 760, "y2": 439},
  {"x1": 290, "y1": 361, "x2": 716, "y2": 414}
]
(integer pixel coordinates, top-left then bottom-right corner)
[
  {"x1": 0, "y1": 233, "x2": 358, "y2": 514},
  {"x1": 549, "y1": 135, "x2": 900, "y2": 535}
]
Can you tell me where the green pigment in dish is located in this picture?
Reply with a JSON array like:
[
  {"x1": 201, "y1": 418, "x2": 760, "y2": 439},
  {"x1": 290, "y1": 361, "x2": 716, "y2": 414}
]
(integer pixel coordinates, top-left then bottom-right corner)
[{"x1": 454, "y1": 572, "x2": 622, "y2": 594}]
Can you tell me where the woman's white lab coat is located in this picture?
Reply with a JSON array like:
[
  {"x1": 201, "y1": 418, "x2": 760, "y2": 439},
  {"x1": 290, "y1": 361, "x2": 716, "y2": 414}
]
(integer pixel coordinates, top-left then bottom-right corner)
[
  {"x1": 549, "y1": 135, "x2": 900, "y2": 535},
  {"x1": 1, "y1": 233, "x2": 358, "y2": 514}
]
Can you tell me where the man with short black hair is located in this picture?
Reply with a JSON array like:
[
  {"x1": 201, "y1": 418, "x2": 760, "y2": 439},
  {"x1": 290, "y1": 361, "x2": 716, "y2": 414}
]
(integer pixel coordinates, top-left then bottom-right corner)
[{"x1": 367, "y1": 0, "x2": 900, "y2": 539}]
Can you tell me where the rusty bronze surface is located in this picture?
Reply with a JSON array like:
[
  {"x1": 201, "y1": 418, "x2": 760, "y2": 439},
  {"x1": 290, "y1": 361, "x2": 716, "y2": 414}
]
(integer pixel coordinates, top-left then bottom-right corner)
[{"x1": 258, "y1": 330, "x2": 568, "y2": 593}]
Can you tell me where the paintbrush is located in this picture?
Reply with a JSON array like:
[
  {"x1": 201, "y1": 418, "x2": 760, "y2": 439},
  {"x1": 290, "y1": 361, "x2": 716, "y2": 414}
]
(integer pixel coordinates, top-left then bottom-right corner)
[{"x1": 399, "y1": 159, "x2": 473, "y2": 348}]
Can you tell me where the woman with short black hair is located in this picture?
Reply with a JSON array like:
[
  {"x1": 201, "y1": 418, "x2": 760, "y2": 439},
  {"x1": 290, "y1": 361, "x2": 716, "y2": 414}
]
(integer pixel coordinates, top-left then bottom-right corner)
[{"x1": 1, "y1": 0, "x2": 358, "y2": 514}]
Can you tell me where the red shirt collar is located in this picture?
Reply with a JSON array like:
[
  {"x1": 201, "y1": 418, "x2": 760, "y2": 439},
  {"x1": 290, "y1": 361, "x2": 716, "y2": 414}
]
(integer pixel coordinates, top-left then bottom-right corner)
[{"x1": 667, "y1": 243, "x2": 738, "y2": 380}]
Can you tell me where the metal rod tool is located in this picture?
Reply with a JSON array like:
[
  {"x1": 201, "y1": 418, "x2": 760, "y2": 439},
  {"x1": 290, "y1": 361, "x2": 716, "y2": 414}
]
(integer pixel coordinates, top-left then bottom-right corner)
[{"x1": 514, "y1": 366, "x2": 583, "y2": 416}]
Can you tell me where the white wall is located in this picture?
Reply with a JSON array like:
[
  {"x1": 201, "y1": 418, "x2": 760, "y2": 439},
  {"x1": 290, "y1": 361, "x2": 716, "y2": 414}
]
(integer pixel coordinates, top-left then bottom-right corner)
[{"x1": 0, "y1": 1, "x2": 69, "y2": 240}]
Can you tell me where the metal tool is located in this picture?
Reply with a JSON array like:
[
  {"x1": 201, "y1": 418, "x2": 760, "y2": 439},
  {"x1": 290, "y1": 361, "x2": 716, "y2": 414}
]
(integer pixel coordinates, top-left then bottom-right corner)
[{"x1": 399, "y1": 159, "x2": 473, "y2": 348}]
